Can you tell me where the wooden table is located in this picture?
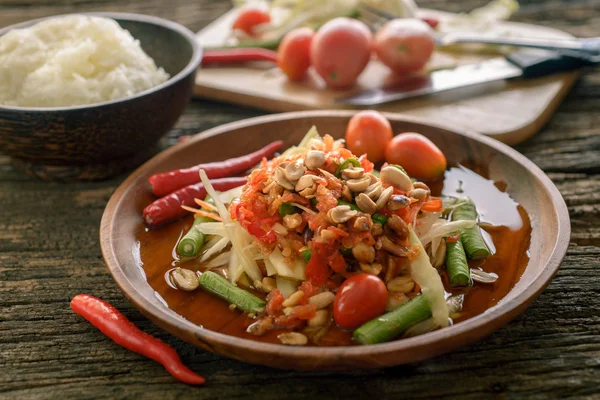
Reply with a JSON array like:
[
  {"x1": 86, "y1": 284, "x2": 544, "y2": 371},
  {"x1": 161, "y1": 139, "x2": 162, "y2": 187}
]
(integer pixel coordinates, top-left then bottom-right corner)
[{"x1": 2, "y1": 1, "x2": 599, "y2": 398}]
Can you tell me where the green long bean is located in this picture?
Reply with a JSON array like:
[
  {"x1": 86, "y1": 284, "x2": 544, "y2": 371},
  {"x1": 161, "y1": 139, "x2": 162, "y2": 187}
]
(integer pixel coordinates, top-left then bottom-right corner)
[
  {"x1": 198, "y1": 271, "x2": 265, "y2": 313},
  {"x1": 445, "y1": 237, "x2": 471, "y2": 287},
  {"x1": 451, "y1": 200, "x2": 490, "y2": 260},
  {"x1": 177, "y1": 216, "x2": 211, "y2": 257},
  {"x1": 177, "y1": 196, "x2": 216, "y2": 257},
  {"x1": 353, "y1": 295, "x2": 432, "y2": 345}
]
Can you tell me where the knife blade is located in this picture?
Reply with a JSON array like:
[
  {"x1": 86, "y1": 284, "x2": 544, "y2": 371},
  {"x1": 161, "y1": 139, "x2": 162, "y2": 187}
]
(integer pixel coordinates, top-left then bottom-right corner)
[{"x1": 336, "y1": 51, "x2": 596, "y2": 107}]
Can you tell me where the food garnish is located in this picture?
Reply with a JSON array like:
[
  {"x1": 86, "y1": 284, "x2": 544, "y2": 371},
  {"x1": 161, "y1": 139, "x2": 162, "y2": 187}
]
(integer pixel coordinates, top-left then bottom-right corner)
[{"x1": 143, "y1": 113, "x2": 499, "y2": 346}]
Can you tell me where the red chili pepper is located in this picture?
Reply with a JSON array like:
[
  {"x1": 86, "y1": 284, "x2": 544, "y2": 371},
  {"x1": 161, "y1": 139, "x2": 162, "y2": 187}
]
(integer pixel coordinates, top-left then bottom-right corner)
[
  {"x1": 244, "y1": 220, "x2": 277, "y2": 243},
  {"x1": 202, "y1": 49, "x2": 278, "y2": 65},
  {"x1": 328, "y1": 251, "x2": 346, "y2": 275},
  {"x1": 143, "y1": 177, "x2": 247, "y2": 226},
  {"x1": 306, "y1": 242, "x2": 333, "y2": 286},
  {"x1": 70, "y1": 294, "x2": 204, "y2": 385},
  {"x1": 148, "y1": 141, "x2": 283, "y2": 197},
  {"x1": 421, "y1": 17, "x2": 439, "y2": 29},
  {"x1": 266, "y1": 289, "x2": 285, "y2": 316}
]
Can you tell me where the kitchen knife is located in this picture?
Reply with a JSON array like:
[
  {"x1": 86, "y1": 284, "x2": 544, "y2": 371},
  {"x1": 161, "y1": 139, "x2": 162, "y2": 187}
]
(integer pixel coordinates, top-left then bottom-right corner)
[{"x1": 336, "y1": 51, "x2": 598, "y2": 106}]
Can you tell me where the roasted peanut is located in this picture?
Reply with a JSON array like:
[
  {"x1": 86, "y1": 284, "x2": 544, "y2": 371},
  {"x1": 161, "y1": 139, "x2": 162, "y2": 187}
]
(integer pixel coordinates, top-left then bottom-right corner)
[
  {"x1": 387, "y1": 276, "x2": 415, "y2": 293},
  {"x1": 308, "y1": 292, "x2": 335, "y2": 309},
  {"x1": 307, "y1": 310, "x2": 330, "y2": 327},
  {"x1": 305, "y1": 150, "x2": 325, "y2": 170},
  {"x1": 327, "y1": 205, "x2": 358, "y2": 224},
  {"x1": 380, "y1": 166, "x2": 413, "y2": 192},
  {"x1": 352, "y1": 242, "x2": 376, "y2": 263},
  {"x1": 283, "y1": 213, "x2": 302, "y2": 229},
  {"x1": 278, "y1": 332, "x2": 308, "y2": 345},
  {"x1": 170, "y1": 268, "x2": 199, "y2": 291},
  {"x1": 282, "y1": 290, "x2": 305, "y2": 307},
  {"x1": 356, "y1": 193, "x2": 377, "y2": 214}
]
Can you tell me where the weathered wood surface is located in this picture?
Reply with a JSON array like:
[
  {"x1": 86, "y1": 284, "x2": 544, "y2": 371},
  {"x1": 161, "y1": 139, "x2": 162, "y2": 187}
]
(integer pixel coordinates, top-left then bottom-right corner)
[{"x1": 1, "y1": 0, "x2": 599, "y2": 399}]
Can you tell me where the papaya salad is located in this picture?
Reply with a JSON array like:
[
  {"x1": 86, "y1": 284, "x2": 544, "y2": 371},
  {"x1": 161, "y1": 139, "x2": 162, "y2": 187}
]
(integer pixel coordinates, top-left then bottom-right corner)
[{"x1": 143, "y1": 122, "x2": 497, "y2": 346}]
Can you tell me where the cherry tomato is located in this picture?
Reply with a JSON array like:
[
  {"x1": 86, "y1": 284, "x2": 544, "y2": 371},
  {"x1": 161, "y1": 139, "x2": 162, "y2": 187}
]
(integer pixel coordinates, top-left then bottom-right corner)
[
  {"x1": 277, "y1": 27, "x2": 314, "y2": 81},
  {"x1": 374, "y1": 18, "x2": 435, "y2": 74},
  {"x1": 333, "y1": 274, "x2": 388, "y2": 330},
  {"x1": 232, "y1": 8, "x2": 271, "y2": 37},
  {"x1": 385, "y1": 132, "x2": 447, "y2": 180},
  {"x1": 345, "y1": 110, "x2": 393, "y2": 163},
  {"x1": 310, "y1": 18, "x2": 372, "y2": 89}
]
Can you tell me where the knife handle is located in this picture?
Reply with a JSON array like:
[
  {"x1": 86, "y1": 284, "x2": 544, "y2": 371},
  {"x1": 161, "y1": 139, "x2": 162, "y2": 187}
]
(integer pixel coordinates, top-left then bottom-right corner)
[{"x1": 506, "y1": 50, "x2": 597, "y2": 79}]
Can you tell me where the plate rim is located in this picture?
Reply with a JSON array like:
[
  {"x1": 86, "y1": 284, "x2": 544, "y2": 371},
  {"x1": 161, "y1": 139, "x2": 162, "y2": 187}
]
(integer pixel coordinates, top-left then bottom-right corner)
[{"x1": 100, "y1": 110, "x2": 570, "y2": 365}]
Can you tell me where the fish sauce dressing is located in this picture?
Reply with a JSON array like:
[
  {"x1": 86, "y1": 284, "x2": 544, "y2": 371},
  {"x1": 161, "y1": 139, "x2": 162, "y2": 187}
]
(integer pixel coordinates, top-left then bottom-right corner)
[{"x1": 137, "y1": 165, "x2": 532, "y2": 345}]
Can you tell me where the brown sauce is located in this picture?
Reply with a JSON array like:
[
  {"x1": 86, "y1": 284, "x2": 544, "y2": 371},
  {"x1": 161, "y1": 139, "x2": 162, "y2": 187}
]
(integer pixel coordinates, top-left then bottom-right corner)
[{"x1": 136, "y1": 165, "x2": 532, "y2": 345}]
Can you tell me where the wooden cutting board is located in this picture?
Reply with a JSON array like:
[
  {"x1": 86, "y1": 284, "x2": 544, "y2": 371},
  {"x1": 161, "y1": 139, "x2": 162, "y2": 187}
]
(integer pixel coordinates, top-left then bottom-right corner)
[{"x1": 194, "y1": 9, "x2": 580, "y2": 145}]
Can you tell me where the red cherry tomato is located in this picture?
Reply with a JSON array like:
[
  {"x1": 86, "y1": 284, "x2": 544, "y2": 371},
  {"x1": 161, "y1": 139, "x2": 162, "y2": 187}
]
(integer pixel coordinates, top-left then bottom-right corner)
[
  {"x1": 277, "y1": 27, "x2": 314, "y2": 81},
  {"x1": 345, "y1": 110, "x2": 393, "y2": 163},
  {"x1": 374, "y1": 18, "x2": 435, "y2": 74},
  {"x1": 310, "y1": 18, "x2": 372, "y2": 89},
  {"x1": 232, "y1": 8, "x2": 271, "y2": 37},
  {"x1": 385, "y1": 132, "x2": 447, "y2": 180},
  {"x1": 333, "y1": 274, "x2": 388, "y2": 330}
]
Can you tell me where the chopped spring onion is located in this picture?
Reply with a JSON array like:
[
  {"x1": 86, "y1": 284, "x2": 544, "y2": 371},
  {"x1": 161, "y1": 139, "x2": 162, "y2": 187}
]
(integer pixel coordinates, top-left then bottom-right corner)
[
  {"x1": 278, "y1": 202, "x2": 298, "y2": 216},
  {"x1": 372, "y1": 213, "x2": 388, "y2": 225},
  {"x1": 335, "y1": 157, "x2": 360, "y2": 177},
  {"x1": 301, "y1": 249, "x2": 312, "y2": 262}
]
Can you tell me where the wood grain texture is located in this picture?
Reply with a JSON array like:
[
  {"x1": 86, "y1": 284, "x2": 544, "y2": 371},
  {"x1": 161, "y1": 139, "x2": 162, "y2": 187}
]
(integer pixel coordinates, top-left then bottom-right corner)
[{"x1": 1, "y1": 0, "x2": 599, "y2": 398}]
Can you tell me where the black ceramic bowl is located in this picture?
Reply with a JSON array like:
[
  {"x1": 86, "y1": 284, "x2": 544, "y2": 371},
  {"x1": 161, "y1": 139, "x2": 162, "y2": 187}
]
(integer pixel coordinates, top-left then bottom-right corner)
[{"x1": 0, "y1": 12, "x2": 202, "y2": 180}]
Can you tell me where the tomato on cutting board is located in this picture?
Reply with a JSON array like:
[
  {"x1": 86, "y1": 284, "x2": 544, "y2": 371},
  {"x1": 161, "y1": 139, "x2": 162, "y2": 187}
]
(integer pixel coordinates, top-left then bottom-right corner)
[
  {"x1": 310, "y1": 18, "x2": 372, "y2": 89},
  {"x1": 345, "y1": 110, "x2": 393, "y2": 163},
  {"x1": 333, "y1": 274, "x2": 388, "y2": 330},
  {"x1": 385, "y1": 132, "x2": 447, "y2": 180},
  {"x1": 374, "y1": 18, "x2": 436, "y2": 74},
  {"x1": 232, "y1": 8, "x2": 271, "y2": 37},
  {"x1": 278, "y1": 27, "x2": 314, "y2": 81}
]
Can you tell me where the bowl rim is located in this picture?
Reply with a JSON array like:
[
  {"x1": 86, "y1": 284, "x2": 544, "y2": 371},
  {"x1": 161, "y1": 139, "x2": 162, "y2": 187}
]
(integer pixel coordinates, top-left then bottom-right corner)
[
  {"x1": 0, "y1": 12, "x2": 202, "y2": 112},
  {"x1": 100, "y1": 110, "x2": 571, "y2": 363}
]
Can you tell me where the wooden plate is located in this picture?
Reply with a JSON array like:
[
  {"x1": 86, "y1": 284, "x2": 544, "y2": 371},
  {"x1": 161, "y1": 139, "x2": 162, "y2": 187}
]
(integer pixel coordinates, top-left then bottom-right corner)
[{"x1": 100, "y1": 111, "x2": 570, "y2": 370}]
